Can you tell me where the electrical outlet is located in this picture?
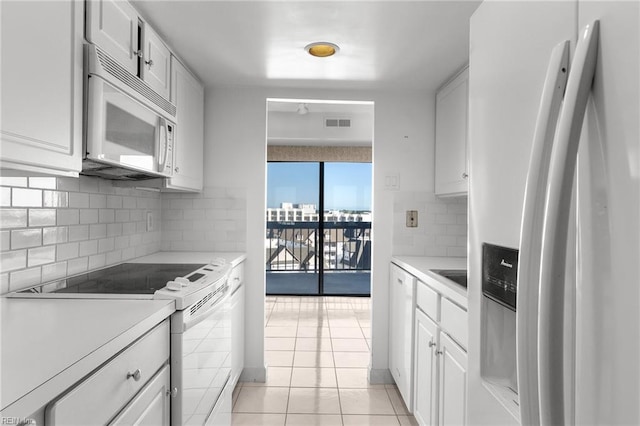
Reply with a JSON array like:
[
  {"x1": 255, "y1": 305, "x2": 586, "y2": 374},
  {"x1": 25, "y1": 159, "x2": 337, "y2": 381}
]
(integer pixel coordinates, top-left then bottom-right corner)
[
  {"x1": 406, "y1": 210, "x2": 418, "y2": 227},
  {"x1": 146, "y1": 211, "x2": 154, "y2": 232}
]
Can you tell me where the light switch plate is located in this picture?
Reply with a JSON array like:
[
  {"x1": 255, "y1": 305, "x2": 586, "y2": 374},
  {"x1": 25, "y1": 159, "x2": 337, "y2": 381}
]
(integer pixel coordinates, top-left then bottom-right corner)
[{"x1": 406, "y1": 210, "x2": 418, "y2": 227}]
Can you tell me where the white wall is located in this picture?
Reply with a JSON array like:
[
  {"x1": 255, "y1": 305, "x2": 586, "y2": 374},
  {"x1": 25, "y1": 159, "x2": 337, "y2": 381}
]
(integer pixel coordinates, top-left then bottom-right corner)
[{"x1": 203, "y1": 85, "x2": 437, "y2": 382}]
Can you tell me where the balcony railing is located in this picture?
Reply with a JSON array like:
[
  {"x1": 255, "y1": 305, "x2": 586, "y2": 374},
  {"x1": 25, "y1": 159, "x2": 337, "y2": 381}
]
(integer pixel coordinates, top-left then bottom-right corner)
[{"x1": 266, "y1": 221, "x2": 371, "y2": 273}]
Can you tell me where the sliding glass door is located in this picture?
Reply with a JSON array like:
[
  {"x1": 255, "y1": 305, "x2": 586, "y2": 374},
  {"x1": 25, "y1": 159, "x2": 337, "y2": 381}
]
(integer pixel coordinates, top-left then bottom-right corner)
[{"x1": 266, "y1": 161, "x2": 371, "y2": 296}]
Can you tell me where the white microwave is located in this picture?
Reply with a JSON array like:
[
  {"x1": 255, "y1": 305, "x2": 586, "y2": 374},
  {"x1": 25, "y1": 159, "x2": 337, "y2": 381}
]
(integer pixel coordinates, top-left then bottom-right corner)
[{"x1": 83, "y1": 44, "x2": 176, "y2": 180}]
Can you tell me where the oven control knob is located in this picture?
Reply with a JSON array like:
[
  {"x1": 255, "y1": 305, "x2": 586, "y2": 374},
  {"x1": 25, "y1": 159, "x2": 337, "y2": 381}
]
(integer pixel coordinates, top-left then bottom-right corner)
[
  {"x1": 166, "y1": 281, "x2": 182, "y2": 291},
  {"x1": 175, "y1": 277, "x2": 190, "y2": 286}
]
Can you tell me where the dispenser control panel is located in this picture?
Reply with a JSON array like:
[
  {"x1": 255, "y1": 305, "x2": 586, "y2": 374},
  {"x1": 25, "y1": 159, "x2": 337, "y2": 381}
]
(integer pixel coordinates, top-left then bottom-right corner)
[{"x1": 482, "y1": 243, "x2": 519, "y2": 311}]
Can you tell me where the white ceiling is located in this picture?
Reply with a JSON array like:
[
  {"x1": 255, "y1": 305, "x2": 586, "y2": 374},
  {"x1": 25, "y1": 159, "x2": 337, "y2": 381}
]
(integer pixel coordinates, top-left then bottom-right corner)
[{"x1": 132, "y1": 0, "x2": 481, "y2": 92}]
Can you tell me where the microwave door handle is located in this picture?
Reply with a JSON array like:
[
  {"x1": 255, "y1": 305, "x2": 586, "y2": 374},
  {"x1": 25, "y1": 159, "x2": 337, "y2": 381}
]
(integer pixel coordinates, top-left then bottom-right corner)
[{"x1": 158, "y1": 117, "x2": 169, "y2": 173}]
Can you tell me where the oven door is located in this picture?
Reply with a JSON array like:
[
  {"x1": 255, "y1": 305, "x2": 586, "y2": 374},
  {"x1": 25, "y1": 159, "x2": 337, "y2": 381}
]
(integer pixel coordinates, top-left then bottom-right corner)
[
  {"x1": 171, "y1": 290, "x2": 231, "y2": 426},
  {"x1": 86, "y1": 77, "x2": 173, "y2": 177}
]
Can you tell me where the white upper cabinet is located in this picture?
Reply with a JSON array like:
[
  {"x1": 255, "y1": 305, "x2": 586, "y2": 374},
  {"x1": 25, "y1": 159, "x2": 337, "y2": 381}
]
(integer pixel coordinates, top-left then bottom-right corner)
[
  {"x1": 86, "y1": 0, "x2": 140, "y2": 75},
  {"x1": 87, "y1": 0, "x2": 171, "y2": 100},
  {"x1": 435, "y1": 67, "x2": 469, "y2": 197},
  {"x1": 141, "y1": 26, "x2": 171, "y2": 99},
  {"x1": 165, "y1": 56, "x2": 204, "y2": 192},
  {"x1": 0, "y1": 0, "x2": 83, "y2": 176}
]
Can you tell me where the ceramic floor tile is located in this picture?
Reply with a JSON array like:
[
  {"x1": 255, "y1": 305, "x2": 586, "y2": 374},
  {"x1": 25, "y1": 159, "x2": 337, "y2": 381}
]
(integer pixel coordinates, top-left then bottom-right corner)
[
  {"x1": 339, "y1": 389, "x2": 396, "y2": 415},
  {"x1": 296, "y1": 337, "x2": 333, "y2": 352},
  {"x1": 333, "y1": 351, "x2": 370, "y2": 368},
  {"x1": 329, "y1": 318, "x2": 361, "y2": 328},
  {"x1": 293, "y1": 351, "x2": 335, "y2": 368},
  {"x1": 266, "y1": 350, "x2": 295, "y2": 367},
  {"x1": 360, "y1": 327, "x2": 371, "y2": 338},
  {"x1": 357, "y1": 319, "x2": 372, "y2": 328},
  {"x1": 287, "y1": 388, "x2": 341, "y2": 414},
  {"x1": 386, "y1": 386, "x2": 410, "y2": 415},
  {"x1": 285, "y1": 414, "x2": 343, "y2": 426},
  {"x1": 342, "y1": 415, "x2": 400, "y2": 425},
  {"x1": 233, "y1": 386, "x2": 290, "y2": 413},
  {"x1": 297, "y1": 327, "x2": 331, "y2": 338},
  {"x1": 266, "y1": 337, "x2": 297, "y2": 351},
  {"x1": 232, "y1": 413, "x2": 287, "y2": 425},
  {"x1": 397, "y1": 415, "x2": 419, "y2": 426},
  {"x1": 331, "y1": 338, "x2": 369, "y2": 352},
  {"x1": 335, "y1": 368, "x2": 385, "y2": 389},
  {"x1": 266, "y1": 326, "x2": 298, "y2": 337},
  {"x1": 290, "y1": 367, "x2": 337, "y2": 388},
  {"x1": 298, "y1": 317, "x2": 330, "y2": 327},
  {"x1": 243, "y1": 367, "x2": 292, "y2": 387},
  {"x1": 328, "y1": 327, "x2": 364, "y2": 339}
]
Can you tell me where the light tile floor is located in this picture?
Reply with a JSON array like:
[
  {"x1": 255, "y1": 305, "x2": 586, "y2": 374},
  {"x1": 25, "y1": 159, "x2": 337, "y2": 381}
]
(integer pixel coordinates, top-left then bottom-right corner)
[{"x1": 233, "y1": 296, "x2": 418, "y2": 426}]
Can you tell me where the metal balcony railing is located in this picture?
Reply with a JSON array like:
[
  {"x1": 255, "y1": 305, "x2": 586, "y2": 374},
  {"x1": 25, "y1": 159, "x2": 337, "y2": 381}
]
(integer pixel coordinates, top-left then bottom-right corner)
[{"x1": 265, "y1": 221, "x2": 372, "y2": 273}]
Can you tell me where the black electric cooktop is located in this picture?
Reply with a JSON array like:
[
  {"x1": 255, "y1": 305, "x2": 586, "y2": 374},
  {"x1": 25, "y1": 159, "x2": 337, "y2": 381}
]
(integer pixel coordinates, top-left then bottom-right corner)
[{"x1": 37, "y1": 263, "x2": 206, "y2": 295}]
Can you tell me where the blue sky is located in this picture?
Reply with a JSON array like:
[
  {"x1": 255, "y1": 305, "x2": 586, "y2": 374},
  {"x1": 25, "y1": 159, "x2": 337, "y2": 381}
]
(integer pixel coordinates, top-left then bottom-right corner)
[{"x1": 267, "y1": 162, "x2": 372, "y2": 211}]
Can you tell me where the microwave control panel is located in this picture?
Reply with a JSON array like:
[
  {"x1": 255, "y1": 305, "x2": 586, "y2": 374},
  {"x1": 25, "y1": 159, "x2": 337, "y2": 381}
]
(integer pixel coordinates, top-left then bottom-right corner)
[{"x1": 482, "y1": 243, "x2": 519, "y2": 311}]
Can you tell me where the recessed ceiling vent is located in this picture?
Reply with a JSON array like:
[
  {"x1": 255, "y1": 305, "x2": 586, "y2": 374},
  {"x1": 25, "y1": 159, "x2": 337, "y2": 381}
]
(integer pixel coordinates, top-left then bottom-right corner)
[{"x1": 325, "y1": 118, "x2": 351, "y2": 128}]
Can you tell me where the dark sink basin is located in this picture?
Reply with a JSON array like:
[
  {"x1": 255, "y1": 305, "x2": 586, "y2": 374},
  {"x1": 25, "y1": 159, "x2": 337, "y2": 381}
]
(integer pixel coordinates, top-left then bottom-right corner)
[{"x1": 432, "y1": 269, "x2": 467, "y2": 288}]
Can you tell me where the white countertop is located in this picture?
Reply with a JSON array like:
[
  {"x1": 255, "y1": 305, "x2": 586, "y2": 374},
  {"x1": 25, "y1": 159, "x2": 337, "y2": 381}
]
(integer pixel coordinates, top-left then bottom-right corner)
[
  {"x1": 0, "y1": 298, "x2": 175, "y2": 418},
  {"x1": 392, "y1": 256, "x2": 468, "y2": 308}
]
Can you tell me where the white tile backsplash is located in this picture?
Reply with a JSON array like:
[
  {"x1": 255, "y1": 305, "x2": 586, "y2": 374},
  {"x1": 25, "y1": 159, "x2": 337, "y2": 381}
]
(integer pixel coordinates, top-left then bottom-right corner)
[
  {"x1": 393, "y1": 191, "x2": 467, "y2": 257},
  {"x1": 161, "y1": 186, "x2": 247, "y2": 253},
  {"x1": 0, "y1": 176, "x2": 161, "y2": 293}
]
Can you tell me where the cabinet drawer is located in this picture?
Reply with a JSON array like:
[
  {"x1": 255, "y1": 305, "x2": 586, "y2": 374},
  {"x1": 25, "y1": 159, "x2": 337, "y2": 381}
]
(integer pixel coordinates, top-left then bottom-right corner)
[
  {"x1": 440, "y1": 298, "x2": 468, "y2": 350},
  {"x1": 46, "y1": 320, "x2": 169, "y2": 425},
  {"x1": 416, "y1": 281, "x2": 439, "y2": 321}
]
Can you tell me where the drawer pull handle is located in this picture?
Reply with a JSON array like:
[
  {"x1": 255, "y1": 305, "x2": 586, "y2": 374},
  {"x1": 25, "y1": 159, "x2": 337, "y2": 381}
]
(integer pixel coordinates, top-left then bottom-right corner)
[
  {"x1": 436, "y1": 350, "x2": 443, "y2": 356},
  {"x1": 429, "y1": 341, "x2": 437, "y2": 348},
  {"x1": 167, "y1": 387, "x2": 178, "y2": 397},
  {"x1": 127, "y1": 369, "x2": 142, "y2": 381}
]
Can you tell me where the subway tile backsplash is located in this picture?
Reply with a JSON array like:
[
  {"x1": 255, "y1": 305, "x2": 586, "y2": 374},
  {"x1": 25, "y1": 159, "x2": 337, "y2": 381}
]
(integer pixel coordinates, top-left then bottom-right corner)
[
  {"x1": 393, "y1": 191, "x2": 468, "y2": 257},
  {"x1": 0, "y1": 176, "x2": 161, "y2": 294},
  {"x1": 161, "y1": 186, "x2": 247, "y2": 253}
]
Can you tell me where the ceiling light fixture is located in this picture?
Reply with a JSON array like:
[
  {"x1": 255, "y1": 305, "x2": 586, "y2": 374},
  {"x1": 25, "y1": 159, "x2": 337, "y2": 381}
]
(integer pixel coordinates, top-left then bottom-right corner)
[
  {"x1": 297, "y1": 103, "x2": 309, "y2": 115},
  {"x1": 305, "y1": 42, "x2": 339, "y2": 58}
]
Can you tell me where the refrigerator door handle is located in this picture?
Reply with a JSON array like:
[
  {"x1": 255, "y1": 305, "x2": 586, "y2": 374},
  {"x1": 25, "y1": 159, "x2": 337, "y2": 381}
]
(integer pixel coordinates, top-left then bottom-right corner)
[
  {"x1": 538, "y1": 20, "x2": 599, "y2": 426},
  {"x1": 517, "y1": 39, "x2": 570, "y2": 426}
]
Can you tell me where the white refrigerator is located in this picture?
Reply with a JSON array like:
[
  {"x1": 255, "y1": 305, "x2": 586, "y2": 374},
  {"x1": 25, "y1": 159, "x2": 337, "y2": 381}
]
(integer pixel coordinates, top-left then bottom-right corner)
[{"x1": 467, "y1": 1, "x2": 639, "y2": 425}]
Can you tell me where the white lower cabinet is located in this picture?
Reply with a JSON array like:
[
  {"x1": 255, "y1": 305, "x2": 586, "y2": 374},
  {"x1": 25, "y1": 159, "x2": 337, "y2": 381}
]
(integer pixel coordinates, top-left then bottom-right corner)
[
  {"x1": 110, "y1": 365, "x2": 170, "y2": 425},
  {"x1": 230, "y1": 262, "x2": 246, "y2": 385},
  {"x1": 438, "y1": 332, "x2": 468, "y2": 425},
  {"x1": 45, "y1": 320, "x2": 170, "y2": 425},
  {"x1": 389, "y1": 264, "x2": 416, "y2": 410},
  {"x1": 414, "y1": 308, "x2": 440, "y2": 425}
]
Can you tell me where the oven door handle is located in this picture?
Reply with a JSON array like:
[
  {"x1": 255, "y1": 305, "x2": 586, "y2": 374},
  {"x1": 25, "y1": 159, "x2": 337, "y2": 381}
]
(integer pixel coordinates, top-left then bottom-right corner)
[{"x1": 183, "y1": 285, "x2": 231, "y2": 332}]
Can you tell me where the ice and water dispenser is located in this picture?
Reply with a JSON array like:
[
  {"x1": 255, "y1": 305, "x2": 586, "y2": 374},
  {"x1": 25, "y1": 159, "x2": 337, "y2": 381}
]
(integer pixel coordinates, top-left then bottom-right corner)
[{"x1": 480, "y1": 243, "x2": 519, "y2": 402}]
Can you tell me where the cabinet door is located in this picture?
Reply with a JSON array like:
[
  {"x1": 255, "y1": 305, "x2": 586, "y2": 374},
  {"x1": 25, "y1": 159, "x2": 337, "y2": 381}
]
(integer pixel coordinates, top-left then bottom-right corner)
[
  {"x1": 389, "y1": 264, "x2": 415, "y2": 410},
  {"x1": 86, "y1": 0, "x2": 139, "y2": 75},
  {"x1": 414, "y1": 309, "x2": 439, "y2": 426},
  {"x1": 435, "y1": 68, "x2": 469, "y2": 196},
  {"x1": 230, "y1": 283, "x2": 245, "y2": 386},
  {"x1": 166, "y1": 56, "x2": 204, "y2": 191},
  {"x1": 0, "y1": 0, "x2": 83, "y2": 176},
  {"x1": 141, "y1": 25, "x2": 171, "y2": 99},
  {"x1": 110, "y1": 365, "x2": 171, "y2": 426},
  {"x1": 438, "y1": 332, "x2": 468, "y2": 426}
]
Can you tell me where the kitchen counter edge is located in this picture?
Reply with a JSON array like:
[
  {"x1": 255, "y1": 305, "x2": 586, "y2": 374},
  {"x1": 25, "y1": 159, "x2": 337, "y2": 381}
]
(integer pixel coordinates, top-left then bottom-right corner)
[{"x1": 391, "y1": 255, "x2": 468, "y2": 309}]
